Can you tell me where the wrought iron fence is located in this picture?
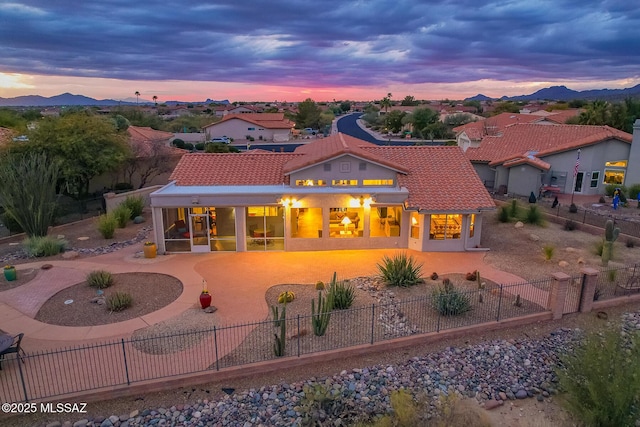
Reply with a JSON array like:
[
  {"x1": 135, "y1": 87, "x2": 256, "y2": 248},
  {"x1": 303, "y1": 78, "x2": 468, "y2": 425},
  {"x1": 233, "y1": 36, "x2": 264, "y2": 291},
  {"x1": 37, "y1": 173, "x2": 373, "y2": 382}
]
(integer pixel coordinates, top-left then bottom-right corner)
[
  {"x1": 0, "y1": 281, "x2": 551, "y2": 404},
  {"x1": 2, "y1": 265, "x2": 636, "y2": 404}
]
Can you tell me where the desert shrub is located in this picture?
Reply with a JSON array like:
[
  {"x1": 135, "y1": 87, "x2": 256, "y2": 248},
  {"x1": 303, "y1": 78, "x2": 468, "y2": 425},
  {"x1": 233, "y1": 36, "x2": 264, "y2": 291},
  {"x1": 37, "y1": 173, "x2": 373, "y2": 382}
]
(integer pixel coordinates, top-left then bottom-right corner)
[
  {"x1": 194, "y1": 142, "x2": 205, "y2": 151},
  {"x1": 106, "y1": 292, "x2": 133, "y2": 312},
  {"x1": 1, "y1": 211, "x2": 23, "y2": 233},
  {"x1": 354, "y1": 390, "x2": 421, "y2": 427},
  {"x1": 605, "y1": 184, "x2": 627, "y2": 197},
  {"x1": 299, "y1": 383, "x2": 343, "y2": 426},
  {"x1": 569, "y1": 203, "x2": 578, "y2": 213},
  {"x1": 22, "y1": 235, "x2": 67, "y2": 257},
  {"x1": 122, "y1": 195, "x2": 145, "y2": 219},
  {"x1": 112, "y1": 204, "x2": 131, "y2": 228},
  {"x1": 377, "y1": 252, "x2": 424, "y2": 287},
  {"x1": 87, "y1": 270, "x2": 114, "y2": 289},
  {"x1": 593, "y1": 239, "x2": 605, "y2": 257},
  {"x1": 432, "y1": 280, "x2": 471, "y2": 316},
  {"x1": 498, "y1": 206, "x2": 510, "y2": 223},
  {"x1": 184, "y1": 142, "x2": 194, "y2": 150},
  {"x1": 96, "y1": 213, "x2": 117, "y2": 239},
  {"x1": 172, "y1": 138, "x2": 185, "y2": 148},
  {"x1": 315, "y1": 281, "x2": 325, "y2": 290},
  {"x1": 328, "y1": 279, "x2": 356, "y2": 310},
  {"x1": 543, "y1": 244, "x2": 555, "y2": 260},
  {"x1": 430, "y1": 272, "x2": 438, "y2": 280},
  {"x1": 277, "y1": 291, "x2": 295, "y2": 304},
  {"x1": 564, "y1": 219, "x2": 577, "y2": 231},
  {"x1": 556, "y1": 329, "x2": 640, "y2": 427},
  {"x1": 509, "y1": 199, "x2": 519, "y2": 217},
  {"x1": 430, "y1": 393, "x2": 492, "y2": 427},
  {"x1": 465, "y1": 271, "x2": 477, "y2": 281},
  {"x1": 524, "y1": 205, "x2": 544, "y2": 225},
  {"x1": 628, "y1": 183, "x2": 640, "y2": 200},
  {"x1": 627, "y1": 239, "x2": 635, "y2": 248}
]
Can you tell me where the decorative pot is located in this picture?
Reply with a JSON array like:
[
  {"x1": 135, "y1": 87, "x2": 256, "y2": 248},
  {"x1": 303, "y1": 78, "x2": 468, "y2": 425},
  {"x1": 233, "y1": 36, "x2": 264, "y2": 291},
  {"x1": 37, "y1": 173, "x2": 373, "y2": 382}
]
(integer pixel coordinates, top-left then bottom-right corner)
[
  {"x1": 199, "y1": 292, "x2": 212, "y2": 309},
  {"x1": 3, "y1": 267, "x2": 17, "y2": 281},
  {"x1": 143, "y1": 243, "x2": 157, "y2": 259}
]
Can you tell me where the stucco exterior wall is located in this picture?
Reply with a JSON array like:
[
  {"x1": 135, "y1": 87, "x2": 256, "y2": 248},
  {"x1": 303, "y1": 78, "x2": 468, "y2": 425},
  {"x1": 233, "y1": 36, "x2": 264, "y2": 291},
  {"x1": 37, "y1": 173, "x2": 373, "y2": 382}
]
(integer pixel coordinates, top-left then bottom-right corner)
[
  {"x1": 471, "y1": 163, "x2": 496, "y2": 190},
  {"x1": 204, "y1": 119, "x2": 291, "y2": 142},
  {"x1": 507, "y1": 164, "x2": 543, "y2": 197},
  {"x1": 627, "y1": 120, "x2": 640, "y2": 186},
  {"x1": 289, "y1": 154, "x2": 397, "y2": 185}
]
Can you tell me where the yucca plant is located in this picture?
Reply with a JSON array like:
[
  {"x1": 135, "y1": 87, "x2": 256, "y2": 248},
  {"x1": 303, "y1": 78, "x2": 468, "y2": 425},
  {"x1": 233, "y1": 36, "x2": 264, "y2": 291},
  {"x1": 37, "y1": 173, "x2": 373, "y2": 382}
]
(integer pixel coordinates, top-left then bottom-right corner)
[
  {"x1": 432, "y1": 280, "x2": 471, "y2": 316},
  {"x1": 328, "y1": 279, "x2": 356, "y2": 310},
  {"x1": 377, "y1": 252, "x2": 424, "y2": 287},
  {"x1": 87, "y1": 270, "x2": 114, "y2": 289},
  {"x1": 525, "y1": 205, "x2": 544, "y2": 225},
  {"x1": 498, "y1": 206, "x2": 510, "y2": 223},
  {"x1": 542, "y1": 244, "x2": 555, "y2": 261},
  {"x1": 106, "y1": 292, "x2": 132, "y2": 312}
]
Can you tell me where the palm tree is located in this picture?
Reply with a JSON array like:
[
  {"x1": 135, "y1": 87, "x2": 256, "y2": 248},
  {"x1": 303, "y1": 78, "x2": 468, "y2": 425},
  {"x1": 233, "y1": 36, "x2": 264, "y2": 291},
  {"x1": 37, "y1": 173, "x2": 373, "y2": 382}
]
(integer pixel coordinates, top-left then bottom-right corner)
[
  {"x1": 152, "y1": 95, "x2": 158, "y2": 106},
  {"x1": 135, "y1": 91, "x2": 140, "y2": 105},
  {"x1": 380, "y1": 96, "x2": 392, "y2": 113}
]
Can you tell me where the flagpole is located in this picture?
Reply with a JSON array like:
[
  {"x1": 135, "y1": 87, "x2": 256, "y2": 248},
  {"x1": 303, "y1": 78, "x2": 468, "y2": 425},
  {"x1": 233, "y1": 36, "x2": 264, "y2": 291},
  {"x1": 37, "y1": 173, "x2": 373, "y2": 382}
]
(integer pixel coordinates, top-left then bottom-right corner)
[{"x1": 570, "y1": 149, "x2": 581, "y2": 205}]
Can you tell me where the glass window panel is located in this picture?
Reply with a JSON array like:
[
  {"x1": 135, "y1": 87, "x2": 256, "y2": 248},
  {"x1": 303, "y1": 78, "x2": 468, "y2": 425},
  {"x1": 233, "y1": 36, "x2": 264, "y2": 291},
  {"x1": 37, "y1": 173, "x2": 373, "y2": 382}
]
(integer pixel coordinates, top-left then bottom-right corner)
[
  {"x1": 331, "y1": 179, "x2": 358, "y2": 186},
  {"x1": 363, "y1": 179, "x2": 394, "y2": 186},
  {"x1": 604, "y1": 160, "x2": 627, "y2": 167},
  {"x1": 469, "y1": 214, "x2": 475, "y2": 238},
  {"x1": 329, "y1": 207, "x2": 363, "y2": 238},
  {"x1": 410, "y1": 212, "x2": 420, "y2": 239},
  {"x1": 590, "y1": 171, "x2": 600, "y2": 188},
  {"x1": 604, "y1": 169, "x2": 625, "y2": 185},
  {"x1": 370, "y1": 206, "x2": 402, "y2": 237},
  {"x1": 291, "y1": 208, "x2": 323, "y2": 238}
]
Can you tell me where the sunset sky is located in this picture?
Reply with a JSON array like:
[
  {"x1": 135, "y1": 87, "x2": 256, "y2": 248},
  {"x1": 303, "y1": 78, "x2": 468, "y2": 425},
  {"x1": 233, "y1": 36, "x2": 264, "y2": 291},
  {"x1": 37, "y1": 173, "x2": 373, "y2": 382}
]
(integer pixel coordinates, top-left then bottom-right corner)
[{"x1": 1, "y1": 0, "x2": 639, "y2": 103}]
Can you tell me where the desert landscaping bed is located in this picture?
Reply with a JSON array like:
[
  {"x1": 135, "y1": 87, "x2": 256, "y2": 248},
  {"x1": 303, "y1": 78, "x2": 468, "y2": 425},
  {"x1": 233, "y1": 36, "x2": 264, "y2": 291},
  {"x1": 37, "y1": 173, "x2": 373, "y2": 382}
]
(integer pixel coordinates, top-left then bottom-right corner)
[{"x1": 35, "y1": 273, "x2": 183, "y2": 326}]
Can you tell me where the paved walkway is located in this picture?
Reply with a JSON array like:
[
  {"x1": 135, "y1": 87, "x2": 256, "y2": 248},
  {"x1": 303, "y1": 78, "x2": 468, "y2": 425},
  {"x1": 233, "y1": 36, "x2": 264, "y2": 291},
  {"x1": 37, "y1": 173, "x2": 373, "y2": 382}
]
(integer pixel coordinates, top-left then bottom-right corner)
[{"x1": 0, "y1": 246, "x2": 528, "y2": 352}]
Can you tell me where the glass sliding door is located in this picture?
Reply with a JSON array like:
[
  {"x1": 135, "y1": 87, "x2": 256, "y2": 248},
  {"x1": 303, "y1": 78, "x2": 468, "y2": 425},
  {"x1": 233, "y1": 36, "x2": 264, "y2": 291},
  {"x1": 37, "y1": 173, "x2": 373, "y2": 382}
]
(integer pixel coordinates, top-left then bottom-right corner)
[
  {"x1": 246, "y1": 206, "x2": 285, "y2": 251},
  {"x1": 189, "y1": 213, "x2": 210, "y2": 252}
]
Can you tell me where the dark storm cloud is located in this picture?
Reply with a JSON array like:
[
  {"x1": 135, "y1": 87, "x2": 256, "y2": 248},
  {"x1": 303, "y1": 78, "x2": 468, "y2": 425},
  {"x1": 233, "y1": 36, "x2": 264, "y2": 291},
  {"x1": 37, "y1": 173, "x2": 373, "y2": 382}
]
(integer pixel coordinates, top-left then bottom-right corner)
[{"x1": 1, "y1": 0, "x2": 638, "y2": 86}]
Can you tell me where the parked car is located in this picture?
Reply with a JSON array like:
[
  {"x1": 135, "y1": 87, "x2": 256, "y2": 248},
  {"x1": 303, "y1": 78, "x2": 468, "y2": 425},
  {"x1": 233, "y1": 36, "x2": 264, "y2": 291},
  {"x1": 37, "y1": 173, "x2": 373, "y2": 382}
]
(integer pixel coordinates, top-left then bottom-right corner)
[
  {"x1": 209, "y1": 136, "x2": 230, "y2": 144},
  {"x1": 302, "y1": 128, "x2": 319, "y2": 135}
]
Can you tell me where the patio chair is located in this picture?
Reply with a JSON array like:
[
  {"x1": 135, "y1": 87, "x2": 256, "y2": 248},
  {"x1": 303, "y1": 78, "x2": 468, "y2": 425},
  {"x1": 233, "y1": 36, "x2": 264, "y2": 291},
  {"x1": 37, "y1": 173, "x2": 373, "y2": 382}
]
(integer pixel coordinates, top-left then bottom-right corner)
[{"x1": 0, "y1": 333, "x2": 25, "y2": 370}]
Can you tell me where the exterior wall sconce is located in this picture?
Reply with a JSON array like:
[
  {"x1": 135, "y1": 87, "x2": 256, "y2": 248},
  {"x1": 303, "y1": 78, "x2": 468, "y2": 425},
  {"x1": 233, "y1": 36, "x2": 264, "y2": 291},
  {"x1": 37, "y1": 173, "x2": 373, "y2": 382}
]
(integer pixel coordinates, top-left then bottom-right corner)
[{"x1": 280, "y1": 197, "x2": 298, "y2": 207}]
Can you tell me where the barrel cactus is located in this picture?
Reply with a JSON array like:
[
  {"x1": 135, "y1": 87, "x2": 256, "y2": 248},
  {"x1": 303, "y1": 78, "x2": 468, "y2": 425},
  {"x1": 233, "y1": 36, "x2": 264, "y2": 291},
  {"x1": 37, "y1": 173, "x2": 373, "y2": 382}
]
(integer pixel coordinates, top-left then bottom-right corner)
[{"x1": 602, "y1": 219, "x2": 620, "y2": 266}]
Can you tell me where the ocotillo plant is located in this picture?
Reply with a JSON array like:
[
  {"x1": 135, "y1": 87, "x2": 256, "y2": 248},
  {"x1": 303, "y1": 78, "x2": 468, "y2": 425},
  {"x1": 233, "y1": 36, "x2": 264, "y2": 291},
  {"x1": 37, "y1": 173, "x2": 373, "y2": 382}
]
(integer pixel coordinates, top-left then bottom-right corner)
[
  {"x1": 602, "y1": 219, "x2": 620, "y2": 266},
  {"x1": 311, "y1": 273, "x2": 336, "y2": 336},
  {"x1": 273, "y1": 303, "x2": 286, "y2": 357}
]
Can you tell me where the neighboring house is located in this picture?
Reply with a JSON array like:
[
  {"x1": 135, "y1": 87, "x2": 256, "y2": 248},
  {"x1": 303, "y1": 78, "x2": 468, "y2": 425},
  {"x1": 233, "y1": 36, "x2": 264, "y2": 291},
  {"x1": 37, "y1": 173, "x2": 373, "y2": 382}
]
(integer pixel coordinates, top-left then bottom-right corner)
[
  {"x1": 214, "y1": 105, "x2": 260, "y2": 117},
  {"x1": 464, "y1": 123, "x2": 634, "y2": 197},
  {"x1": 203, "y1": 113, "x2": 295, "y2": 142},
  {"x1": 149, "y1": 133, "x2": 495, "y2": 254},
  {"x1": 91, "y1": 126, "x2": 186, "y2": 191}
]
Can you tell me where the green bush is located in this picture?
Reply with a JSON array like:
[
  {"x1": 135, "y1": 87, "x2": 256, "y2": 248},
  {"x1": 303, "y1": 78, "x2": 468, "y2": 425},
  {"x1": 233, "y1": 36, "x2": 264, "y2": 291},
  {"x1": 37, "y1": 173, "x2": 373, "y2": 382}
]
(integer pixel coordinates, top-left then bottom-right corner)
[
  {"x1": 1, "y1": 211, "x2": 23, "y2": 233},
  {"x1": 605, "y1": 184, "x2": 627, "y2": 197},
  {"x1": 97, "y1": 213, "x2": 117, "y2": 239},
  {"x1": 497, "y1": 206, "x2": 510, "y2": 223},
  {"x1": 22, "y1": 235, "x2": 68, "y2": 257},
  {"x1": 112, "y1": 204, "x2": 131, "y2": 228},
  {"x1": 628, "y1": 183, "x2": 640, "y2": 200},
  {"x1": 432, "y1": 280, "x2": 471, "y2": 316},
  {"x1": 122, "y1": 195, "x2": 145, "y2": 219},
  {"x1": 593, "y1": 239, "x2": 605, "y2": 257},
  {"x1": 509, "y1": 199, "x2": 519, "y2": 217},
  {"x1": 543, "y1": 244, "x2": 555, "y2": 260},
  {"x1": 194, "y1": 142, "x2": 205, "y2": 151},
  {"x1": 377, "y1": 252, "x2": 424, "y2": 287},
  {"x1": 172, "y1": 138, "x2": 185, "y2": 148},
  {"x1": 106, "y1": 292, "x2": 133, "y2": 312},
  {"x1": 328, "y1": 279, "x2": 356, "y2": 310},
  {"x1": 524, "y1": 205, "x2": 544, "y2": 225},
  {"x1": 564, "y1": 220, "x2": 577, "y2": 231},
  {"x1": 87, "y1": 270, "x2": 114, "y2": 289},
  {"x1": 556, "y1": 330, "x2": 640, "y2": 427}
]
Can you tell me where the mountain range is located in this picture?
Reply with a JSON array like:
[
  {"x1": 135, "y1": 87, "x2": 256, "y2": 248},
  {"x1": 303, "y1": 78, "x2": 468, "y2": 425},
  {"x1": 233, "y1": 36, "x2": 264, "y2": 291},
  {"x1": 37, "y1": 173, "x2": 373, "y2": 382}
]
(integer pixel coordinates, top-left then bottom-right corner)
[
  {"x1": 0, "y1": 93, "x2": 230, "y2": 107},
  {"x1": 465, "y1": 84, "x2": 640, "y2": 102},
  {"x1": 1, "y1": 85, "x2": 640, "y2": 107}
]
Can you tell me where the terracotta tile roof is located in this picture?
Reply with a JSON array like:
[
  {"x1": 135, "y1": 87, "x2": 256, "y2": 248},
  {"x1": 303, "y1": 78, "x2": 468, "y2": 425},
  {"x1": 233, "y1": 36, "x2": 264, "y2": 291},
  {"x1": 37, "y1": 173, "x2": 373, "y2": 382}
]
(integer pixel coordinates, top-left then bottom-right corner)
[
  {"x1": 205, "y1": 113, "x2": 295, "y2": 130},
  {"x1": 360, "y1": 146, "x2": 495, "y2": 212},
  {"x1": 169, "y1": 136, "x2": 495, "y2": 212},
  {"x1": 453, "y1": 113, "x2": 542, "y2": 141},
  {"x1": 127, "y1": 125, "x2": 185, "y2": 157},
  {"x1": 465, "y1": 123, "x2": 632, "y2": 166},
  {"x1": 283, "y1": 133, "x2": 409, "y2": 174},
  {"x1": 170, "y1": 152, "x2": 301, "y2": 186},
  {"x1": 538, "y1": 109, "x2": 582, "y2": 124},
  {"x1": 502, "y1": 156, "x2": 551, "y2": 171}
]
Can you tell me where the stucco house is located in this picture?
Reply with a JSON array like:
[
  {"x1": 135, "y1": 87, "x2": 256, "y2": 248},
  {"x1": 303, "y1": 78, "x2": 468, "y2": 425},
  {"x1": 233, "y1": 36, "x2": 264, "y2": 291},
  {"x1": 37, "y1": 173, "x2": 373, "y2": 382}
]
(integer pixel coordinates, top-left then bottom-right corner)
[
  {"x1": 149, "y1": 133, "x2": 495, "y2": 254},
  {"x1": 203, "y1": 113, "x2": 295, "y2": 142},
  {"x1": 463, "y1": 123, "x2": 634, "y2": 197}
]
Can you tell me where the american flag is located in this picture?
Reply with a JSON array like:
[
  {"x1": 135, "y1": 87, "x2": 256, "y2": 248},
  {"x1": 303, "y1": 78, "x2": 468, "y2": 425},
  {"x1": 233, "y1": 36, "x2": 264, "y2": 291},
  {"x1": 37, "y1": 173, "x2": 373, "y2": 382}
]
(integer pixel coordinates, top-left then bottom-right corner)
[{"x1": 573, "y1": 150, "x2": 581, "y2": 177}]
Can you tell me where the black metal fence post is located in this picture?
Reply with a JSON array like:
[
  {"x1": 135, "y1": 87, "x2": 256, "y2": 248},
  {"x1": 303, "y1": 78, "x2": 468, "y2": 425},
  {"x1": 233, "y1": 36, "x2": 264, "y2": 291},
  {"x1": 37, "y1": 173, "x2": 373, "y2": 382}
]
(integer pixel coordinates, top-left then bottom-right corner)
[
  {"x1": 370, "y1": 304, "x2": 375, "y2": 345},
  {"x1": 213, "y1": 326, "x2": 219, "y2": 371},
  {"x1": 297, "y1": 315, "x2": 301, "y2": 357},
  {"x1": 121, "y1": 339, "x2": 131, "y2": 386},
  {"x1": 583, "y1": 208, "x2": 587, "y2": 224},
  {"x1": 17, "y1": 354, "x2": 29, "y2": 402},
  {"x1": 496, "y1": 285, "x2": 503, "y2": 321}
]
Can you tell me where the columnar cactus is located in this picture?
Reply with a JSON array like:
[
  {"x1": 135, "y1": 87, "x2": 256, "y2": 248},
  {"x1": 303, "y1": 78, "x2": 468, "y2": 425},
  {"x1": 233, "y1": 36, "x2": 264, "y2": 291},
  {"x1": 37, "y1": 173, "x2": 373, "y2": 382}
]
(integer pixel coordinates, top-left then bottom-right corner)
[
  {"x1": 311, "y1": 272, "x2": 336, "y2": 336},
  {"x1": 273, "y1": 303, "x2": 286, "y2": 357},
  {"x1": 602, "y1": 219, "x2": 620, "y2": 266}
]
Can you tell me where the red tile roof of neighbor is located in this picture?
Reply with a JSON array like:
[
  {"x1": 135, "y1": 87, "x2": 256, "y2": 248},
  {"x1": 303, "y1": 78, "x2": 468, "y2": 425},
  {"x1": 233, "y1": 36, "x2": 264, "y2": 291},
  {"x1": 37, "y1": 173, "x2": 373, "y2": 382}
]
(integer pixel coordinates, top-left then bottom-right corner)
[
  {"x1": 204, "y1": 113, "x2": 295, "y2": 129},
  {"x1": 465, "y1": 123, "x2": 632, "y2": 166},
  {"x1": 127, "y1": 126, "x2": 185, "y2": 157},
  {"x1": 169, "y1": 133, "x2": 494, "y2": 212},
  {"x1": 453, "y1": 113, "x2": 543, "y2": 140}
]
